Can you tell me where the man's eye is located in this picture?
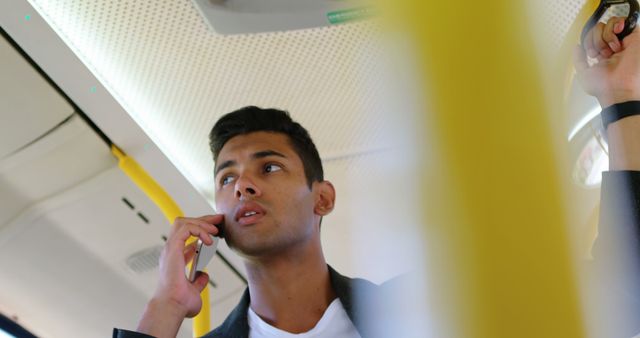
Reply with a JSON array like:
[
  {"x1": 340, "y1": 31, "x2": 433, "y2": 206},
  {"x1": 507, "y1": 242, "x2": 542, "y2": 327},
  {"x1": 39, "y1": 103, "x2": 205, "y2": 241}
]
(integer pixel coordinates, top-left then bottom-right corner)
[
  {"x1": 221, "y1": 175, "x2": 235, "y2": 186},
  {"x1": 264, "y1": 164, "x2": 282, "y2": 173}
]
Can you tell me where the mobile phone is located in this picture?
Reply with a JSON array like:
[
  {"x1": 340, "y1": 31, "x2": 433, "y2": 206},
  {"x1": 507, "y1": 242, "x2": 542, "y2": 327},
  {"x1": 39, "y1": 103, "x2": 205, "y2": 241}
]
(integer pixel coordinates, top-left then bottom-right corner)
[{"x1": 188, "y1": 234, "x2": 218, "y2": 282}]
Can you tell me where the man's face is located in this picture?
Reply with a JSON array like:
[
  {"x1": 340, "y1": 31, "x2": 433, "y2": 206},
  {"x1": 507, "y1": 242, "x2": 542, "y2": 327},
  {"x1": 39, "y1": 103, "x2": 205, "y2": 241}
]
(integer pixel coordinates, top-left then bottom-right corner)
[{"x1": 213, "y1": 131, "x2": 319, "y2": 257}]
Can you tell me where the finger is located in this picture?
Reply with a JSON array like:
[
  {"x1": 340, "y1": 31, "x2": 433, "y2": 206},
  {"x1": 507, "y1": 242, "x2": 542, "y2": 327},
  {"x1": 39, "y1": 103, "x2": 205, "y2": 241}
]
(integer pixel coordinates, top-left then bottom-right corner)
[
  {"x1": 169, "y1": 223, "x2": 215, "y2": 247},
  {"x1": 592, "y1": 22, "x2": 614, "y2": 58},
  {"x1": 184, "y1": 241, "x2": 197, "y2": 251},
  {"x1": 603, "y1": 17, "x2": 623, "y2": 52},
  {"x1": 573, "y1": 45, "x2": 589, "y2": 73},
  {"x1": 169, "y1": 216, "x2": 187, "y2": 237},
  {"x1": 614, "y1": 17, "x2": 626, "y2": 34},
  {"x1": 183, "y1": 242, "x2": 197, "y2": 263},
  {"x1": 170, "y1": 217, "x2": 220, "y2": 237},
  {"x1": 189, "y1": 219, "x2": 220, "y2": 236},
  {"x1": 186, "y1": 224, "x2": 215, "y2": 245},
  {"x1": 197, "y1": 214, "x2": 224, "y2": 225},
  {"x1": 192, "y1": 271, "x2": 210, "y2": 292},
  {"x1": 196, "y1": 215, "x2": 224, "y2": 235},
  {"x1": 618, "y1": 18, "x2": 639, "y2": 45}
]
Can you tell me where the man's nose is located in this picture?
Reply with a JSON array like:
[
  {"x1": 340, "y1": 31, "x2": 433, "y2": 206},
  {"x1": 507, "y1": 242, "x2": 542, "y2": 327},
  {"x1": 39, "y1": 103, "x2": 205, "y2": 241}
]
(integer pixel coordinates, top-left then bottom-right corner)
[{"x1": 234, "y1": 175, "x2": 261, "y2": 199}]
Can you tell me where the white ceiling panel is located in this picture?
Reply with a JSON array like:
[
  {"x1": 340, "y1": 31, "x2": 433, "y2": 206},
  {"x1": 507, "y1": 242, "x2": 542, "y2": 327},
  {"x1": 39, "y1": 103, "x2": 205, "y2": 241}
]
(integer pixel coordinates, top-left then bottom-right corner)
[
  {"x1": 0, "y1": 116, "x2": 115, "y2": 228},
  {"x1": 24, "y1": 0, "x2": 391, "y2": 196},
  {"x1": 529, "y1": 0, "x2": 587, "y2": 51},
  {"x1": 0, "y1": 34, "x2": 73, "y2": 159},
  {"x1": 0, "y1": 216, "x2": 153, "y2": 337}
]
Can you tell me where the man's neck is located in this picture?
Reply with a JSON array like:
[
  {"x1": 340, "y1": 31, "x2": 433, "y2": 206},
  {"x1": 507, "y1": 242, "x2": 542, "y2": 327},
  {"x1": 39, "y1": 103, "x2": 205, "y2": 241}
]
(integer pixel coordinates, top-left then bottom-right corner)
[{"x1": 244, "y1": 244, "x2": 337, "y2": 333}]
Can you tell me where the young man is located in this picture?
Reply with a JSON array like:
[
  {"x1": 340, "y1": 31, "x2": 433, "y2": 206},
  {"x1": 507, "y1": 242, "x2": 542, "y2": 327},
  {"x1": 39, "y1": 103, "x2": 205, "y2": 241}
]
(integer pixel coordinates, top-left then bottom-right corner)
[
  {"x1": 116, "y1": 107, "x2": 379, "y2": 338},
  {"x1": 115, "y1": 16, "x2": 640, "y2": 338}
]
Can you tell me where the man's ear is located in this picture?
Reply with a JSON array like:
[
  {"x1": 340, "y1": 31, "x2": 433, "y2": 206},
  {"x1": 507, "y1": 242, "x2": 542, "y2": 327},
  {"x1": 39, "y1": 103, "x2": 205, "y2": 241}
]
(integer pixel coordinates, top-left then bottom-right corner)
[{"x1": 314, "y1": 180, "x2": 336, "y2": 216}]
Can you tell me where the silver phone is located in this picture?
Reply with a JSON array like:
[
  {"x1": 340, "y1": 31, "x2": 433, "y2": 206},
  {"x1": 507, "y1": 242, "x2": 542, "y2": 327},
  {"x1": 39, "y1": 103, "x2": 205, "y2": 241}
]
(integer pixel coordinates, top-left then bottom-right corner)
[{"x1": 188, "y1": 234, "x2": 218, "y2": 282}]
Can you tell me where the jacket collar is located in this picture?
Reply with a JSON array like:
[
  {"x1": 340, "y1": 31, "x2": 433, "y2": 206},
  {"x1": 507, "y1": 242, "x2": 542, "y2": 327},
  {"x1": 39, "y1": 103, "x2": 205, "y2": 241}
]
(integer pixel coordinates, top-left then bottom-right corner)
[{"x1": 206, "y1": 265, "x2": 377, "y2": 338}]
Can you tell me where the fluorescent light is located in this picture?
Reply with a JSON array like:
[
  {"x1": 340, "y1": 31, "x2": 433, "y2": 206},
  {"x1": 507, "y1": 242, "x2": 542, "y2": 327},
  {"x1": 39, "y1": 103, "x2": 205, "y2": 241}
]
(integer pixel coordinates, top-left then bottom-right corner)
[{"x1": 568, "y1": 106, "x2": 600, "y2": 141}]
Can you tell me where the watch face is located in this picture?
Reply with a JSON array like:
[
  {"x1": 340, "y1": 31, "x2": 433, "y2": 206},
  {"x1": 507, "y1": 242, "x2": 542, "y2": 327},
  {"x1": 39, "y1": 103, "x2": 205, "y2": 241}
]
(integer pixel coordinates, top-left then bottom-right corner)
[{"x1": 573, "y1": 136, "x2": 609, "y2": 188}]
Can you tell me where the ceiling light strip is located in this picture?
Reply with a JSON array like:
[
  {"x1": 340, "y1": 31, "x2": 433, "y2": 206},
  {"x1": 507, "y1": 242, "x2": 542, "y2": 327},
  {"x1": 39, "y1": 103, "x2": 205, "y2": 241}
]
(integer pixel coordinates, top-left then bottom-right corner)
[
  {"x1": 321, "y1": 146, "x2": 391, "y2": 162},
  {"x1": 568, "y1": 106, "x2": 601, "y2": 141}
]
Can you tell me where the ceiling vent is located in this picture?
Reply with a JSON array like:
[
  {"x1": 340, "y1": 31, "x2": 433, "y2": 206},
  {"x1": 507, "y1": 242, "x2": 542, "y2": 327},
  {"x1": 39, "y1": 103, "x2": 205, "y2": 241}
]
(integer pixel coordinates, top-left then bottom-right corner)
[
  {"x1": 126, "y1": 245, "x2": 163, "y2": 274},
  {"x1": 192, "y1": 0, "x2": 374, "y2": 35}
]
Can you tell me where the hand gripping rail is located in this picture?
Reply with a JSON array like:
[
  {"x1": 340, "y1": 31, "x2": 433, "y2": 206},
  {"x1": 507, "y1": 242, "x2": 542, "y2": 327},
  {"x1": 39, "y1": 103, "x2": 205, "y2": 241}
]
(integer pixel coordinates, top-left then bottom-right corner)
[{"x1": 580, "y1": 0, "x2": 640, "y2": 46}]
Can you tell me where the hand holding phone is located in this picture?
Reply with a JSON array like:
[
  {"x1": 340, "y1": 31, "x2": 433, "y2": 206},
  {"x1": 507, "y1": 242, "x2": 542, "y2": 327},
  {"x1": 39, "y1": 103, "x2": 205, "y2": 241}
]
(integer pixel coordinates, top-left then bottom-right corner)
[
  {"x1": 138, "y1": 215, "x2": 223, "y2": 335},
  {"x1": 187, "y1": 222, "x2": 224, "y2": 282},
  {"x1": 188, "y1": 234, "x2": 218, "y2": 282}
]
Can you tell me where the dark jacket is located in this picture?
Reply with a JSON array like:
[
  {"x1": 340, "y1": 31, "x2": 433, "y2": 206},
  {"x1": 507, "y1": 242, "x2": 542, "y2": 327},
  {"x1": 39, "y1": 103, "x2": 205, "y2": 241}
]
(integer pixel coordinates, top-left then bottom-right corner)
[
  {"x1": 588, "y1": 171, "x2": 640, "y2": 338},
  {"x1": 113, "y1": 266, "x2": 380, "y2": 338}
]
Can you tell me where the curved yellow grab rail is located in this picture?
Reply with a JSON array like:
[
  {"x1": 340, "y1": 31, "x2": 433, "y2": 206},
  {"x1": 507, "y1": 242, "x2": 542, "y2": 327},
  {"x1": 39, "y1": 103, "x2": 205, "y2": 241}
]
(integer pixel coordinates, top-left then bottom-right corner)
[
  {"x1": 384, "y1": 1, "x2": 586, "y2": 337},
  {"x1": 111, "y1": 145, "x2": 211, "y2": 337}
]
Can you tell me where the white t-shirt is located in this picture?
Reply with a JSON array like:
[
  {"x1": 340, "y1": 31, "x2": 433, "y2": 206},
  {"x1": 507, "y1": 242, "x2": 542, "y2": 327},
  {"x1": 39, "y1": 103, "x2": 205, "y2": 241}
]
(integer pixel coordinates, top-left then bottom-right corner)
[{"x1": 247, "y1": 298, "x2": 362, "y2": 338}]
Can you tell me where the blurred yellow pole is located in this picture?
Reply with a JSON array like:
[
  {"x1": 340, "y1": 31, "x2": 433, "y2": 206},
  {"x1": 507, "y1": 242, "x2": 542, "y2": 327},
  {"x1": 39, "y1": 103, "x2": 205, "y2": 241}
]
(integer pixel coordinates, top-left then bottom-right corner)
[
  {"x1": 111, "y1": 145, "x2": 211, "y2": 337},
  {"x1": 383, "y1": 2, "x2": 585, "y2": 337}
]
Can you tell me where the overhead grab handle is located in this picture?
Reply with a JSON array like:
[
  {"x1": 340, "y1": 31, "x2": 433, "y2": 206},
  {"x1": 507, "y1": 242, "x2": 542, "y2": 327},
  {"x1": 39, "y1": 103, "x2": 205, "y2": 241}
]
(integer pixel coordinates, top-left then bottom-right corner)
[{"x1": 580, "y1": 0, "x2": 640, "y2": 45}]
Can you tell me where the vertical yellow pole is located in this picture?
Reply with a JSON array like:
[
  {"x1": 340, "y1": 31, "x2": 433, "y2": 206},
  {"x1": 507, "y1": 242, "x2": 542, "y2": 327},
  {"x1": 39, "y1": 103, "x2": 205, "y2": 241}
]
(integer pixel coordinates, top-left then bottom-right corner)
[
  {"x1": 384, "y1": 2, "x2": 585, "y2": 337},
  {"x1": 111, "y1": 145, "x2": 211, "y2": 337}
]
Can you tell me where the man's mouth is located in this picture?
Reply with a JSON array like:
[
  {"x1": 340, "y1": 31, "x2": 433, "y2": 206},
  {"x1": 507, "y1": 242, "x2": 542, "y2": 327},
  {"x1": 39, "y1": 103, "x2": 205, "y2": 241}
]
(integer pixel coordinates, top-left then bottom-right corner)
[{"x1": 234, "y1": 202, "x2": 266, "y2": 225}]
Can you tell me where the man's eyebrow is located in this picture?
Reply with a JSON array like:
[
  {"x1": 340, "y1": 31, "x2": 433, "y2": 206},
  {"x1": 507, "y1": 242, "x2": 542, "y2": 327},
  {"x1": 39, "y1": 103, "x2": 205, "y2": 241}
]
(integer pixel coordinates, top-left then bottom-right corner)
[
  {"x1": 214, "y1": 150, "x2": 286, "y2": 176},
  {"x1": 252, "y1": 150, "x2": 287, "y2": 159},
  {"x1": 214, "y1": 160, "x2": 236, "y2": 176}
]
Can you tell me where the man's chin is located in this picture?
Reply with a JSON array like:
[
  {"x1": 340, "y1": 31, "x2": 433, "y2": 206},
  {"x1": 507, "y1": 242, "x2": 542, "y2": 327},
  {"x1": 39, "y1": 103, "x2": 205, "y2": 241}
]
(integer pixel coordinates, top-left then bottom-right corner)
[
  {"x1": 227, "y1": 237, "x2": 291, "y2": 259},
  {"x1": 231, "y1": 244, "x2": 280, "y2": 259}
]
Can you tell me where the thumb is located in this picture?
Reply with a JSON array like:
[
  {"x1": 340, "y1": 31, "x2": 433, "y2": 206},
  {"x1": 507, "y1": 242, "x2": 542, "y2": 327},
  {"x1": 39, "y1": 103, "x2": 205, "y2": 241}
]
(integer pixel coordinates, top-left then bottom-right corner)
[
  {"x1": 614, "y1": 18, "x2": 625, "y2": 35},
  {"x1": 192, "y1": 271, "x2": 210, "y2": 292}
]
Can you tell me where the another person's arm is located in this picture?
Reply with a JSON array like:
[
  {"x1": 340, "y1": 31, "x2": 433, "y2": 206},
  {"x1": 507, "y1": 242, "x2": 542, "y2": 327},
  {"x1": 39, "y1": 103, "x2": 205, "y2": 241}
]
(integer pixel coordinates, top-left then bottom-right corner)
[
  {"x1": 575, "y1": 16, "x2": 640, "y2": 338},
  {"x1": 607, "y1": 117, "x2": 640, "y2": 171},
  {"x1": 575, "y1": 16, "x2": 640, "y2": 170},
  {"x1": 575, "y1": 17, "x2": 640, "y2": 247}
]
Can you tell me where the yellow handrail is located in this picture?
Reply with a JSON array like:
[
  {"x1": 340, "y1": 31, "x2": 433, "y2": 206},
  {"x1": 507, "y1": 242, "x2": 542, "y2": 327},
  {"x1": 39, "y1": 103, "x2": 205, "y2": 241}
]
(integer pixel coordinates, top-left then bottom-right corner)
[{"x1": 111, "y1": 145, "x2": 211, "y2": 337}]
